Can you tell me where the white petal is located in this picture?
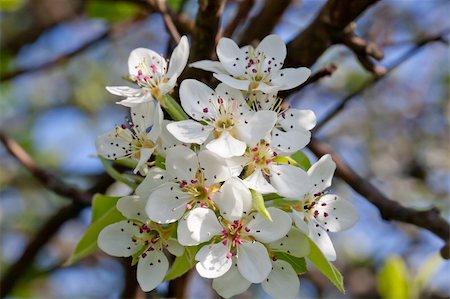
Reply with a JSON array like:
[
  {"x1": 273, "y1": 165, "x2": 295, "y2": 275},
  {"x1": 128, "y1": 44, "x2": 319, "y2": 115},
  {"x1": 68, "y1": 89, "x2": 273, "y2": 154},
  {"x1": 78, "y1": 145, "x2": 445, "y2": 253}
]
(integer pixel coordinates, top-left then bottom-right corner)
[
  {"x1": 213, "y1": 73, "x2": 250, "y2": 91},
  {"x1": 269, "y1": 227, "x2": 310, "y2": 258},
  {"x1": 314, "y1": 194, "x2": 358, "y2": 232},
  {"x1": 128, "y1": 48, "x2": 167, "y2": 76},
  {"x1": 177, "y1": 216, "x2": 199, "y2": 246},
  {"x1": 166, "y1": 35, "x2": 189, "y2": 79},
  {"x1": 256, "y1": 34, "x2": 287, "y2": 72},
  {"x1": 262, "y1": 259, "x2": 300, "y2": 299},
  {"x1": 243, "y1": 169, "x2": 277, "y2": 194},
  {"x1": 96, "y1": 129, "x2": 131, "y2": 160},
  {"x1": 135, "y1": 167, "x2": 168, "y2": 198},
  {"x1": 271, "y1": 67, "x2": 311, "y2": 90},
  {"x1": 116, "y1": 195, "x2": 148, "y2": 223},
  {"x1": 255, "y1": 81, "x2": 282, "y2": 94},
  {"x1": 179, "y1": 79, "x2": 216, "y2": 121},
  {"x1": 186, "y1": 208, "x2": 223, "y2": 243},
  {"x1": 214, "y1": 177, "x2": 252, "y2": 221},
  {"x1": 307, "y1": 154, "x2": 336, "y2": 194},
  {"x1": 158, "y1": 74, "x2": 178, "y2": 96},
  {"x1": 106, "y1": 86, "x2": 143, "y2": 97},
  {"x1": 279, "y1": 108, "x2": 317, "y2": 131},
  {"x1": 134, "y1": 147, "x2": 154, "y2": 174},
  {"x1": 158, "y1": 120, "x2": 184, "y2": 156},
  {"x1": 206, "y1": 131, "x2": 247, "y2": 158},
  {"x1": 166, "y1": 120, "x2": 213, "y2": 144},
  {"x1": 189, "y1": 60, "x2": 228, "y2": 74},
  {"x1": 212, "y1": 258, "x2": 251, "y2": 298},
  {"x1": 271, "y1": 127, "x2": 311, "y2": 154},
  {"x1": 166, "y1": 238, "x2": 185, "y2": 257},
  {"x1": 198, "y1": 150, "x2": 242, "y2": 184},
  {"x1": 131, "y1": 101, "x2": 155, "y2": 131},
  {"x1": 270, "y1": 164, "x2": 311, "y2": 198},
  {"x1": 146, "y1": 102, "x2": 163, "y2": 142},
  {"x1": 116, "y1": 93, "x2": 155, "y2": 107},
  {"x1": 291, "y1": 210, "x2": 310, "y2": 234},
  {"x1": 137, "y1": 250, "x2": 169, "y2": 292},
  {"x1": 146, "y1": 183, "x2": 190, "y2": 224},
  {"x1": 195, "y1": 242, "x2": 233, "y2": 279},
  {"x1": 165, "y1": 145, "x2": 199, "y2": 181},
  {"x1": 246, "y1": 207, "x2": 292, "y2": 243},
  {"x1": 308, "y1": 219, "x2": 336, "y2": 261},
  {"x1": 236, "y1": 110, "x2": 277, "y2": 146},
  {"x1": 215, "y1": 83, "x2": 246, "y2": 107},
  {"x1": 97, "y1": 221, "x2": 140, "y2": 257},
  {"x1": 216, "y1": 37, "x2": 246, "y2": 76},
  {"x1": 237, "y1": 241, "x2": 271, "y2": 283}
]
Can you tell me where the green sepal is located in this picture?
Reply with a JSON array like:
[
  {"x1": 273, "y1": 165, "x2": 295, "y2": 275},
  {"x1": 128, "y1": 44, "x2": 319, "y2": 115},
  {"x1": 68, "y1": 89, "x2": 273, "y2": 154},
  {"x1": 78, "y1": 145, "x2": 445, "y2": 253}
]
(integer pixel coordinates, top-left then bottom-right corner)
[{"x1": 250, "y1": 189, "x2": 272, "y2": 221}]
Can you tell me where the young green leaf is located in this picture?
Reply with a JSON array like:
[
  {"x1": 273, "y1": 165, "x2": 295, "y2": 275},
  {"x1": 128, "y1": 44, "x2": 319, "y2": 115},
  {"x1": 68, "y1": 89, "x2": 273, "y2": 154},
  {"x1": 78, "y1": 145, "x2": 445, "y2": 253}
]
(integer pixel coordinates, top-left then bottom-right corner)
[
  {"x1": 306, "y1": 236, "x2": 345, "y2": 292},
  {"x1": 164, "y1": 246, "x2": 200, "y2": 281},
  {"x1": 65, "y1": 194, "x2": 125, "y2": 265},
  {"x1": 377, "y1": 256, "x2": 409, "y2": 299},
  {"x1": 290, "y1": 151, "x2": 311, "y2": 170},
  {"x1": 274, "y1": 252, "x2": 307, "y2": 274}
]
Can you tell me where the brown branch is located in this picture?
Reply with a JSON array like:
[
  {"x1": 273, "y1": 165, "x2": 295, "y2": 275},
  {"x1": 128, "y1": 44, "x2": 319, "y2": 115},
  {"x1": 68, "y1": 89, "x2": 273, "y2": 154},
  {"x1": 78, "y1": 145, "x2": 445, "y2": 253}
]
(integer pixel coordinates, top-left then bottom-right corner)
[
  {"x1": 313, "y1": 31, "x2": 448, "y2": 132},
  {"x1": 0, "y1": 203, "x2": 84, "y2": 298},
  {"x1": 167, "y1": 270, "x2": 192, "y2": 298},
  {"x1": 222, "y1": 0, "x2": 255, "y2": 38},
  {"x1": 285, "y1": 0, "x2": 380, "y2": 68},
  {"x1": 181, "y1": 0, "x2": 226, "y2": 81},
  {"x1": 278, "y1": 63, "x2": 337, "y2": 99},
  {"x1": 0, "y1": 131, "x2": 91, "y2": 205},
  {"x1": 308, "y1": 137, "x2": 450, "y2": 259},
  {"x1": 239, "y1": 0, "x2": 292, "y2": 46},
  {"x1": 147, "y1": 0, "x2": 181, "y2": 43},
  {"x1": 0, "y1": 15, "x2": 148, "y2": 82}
]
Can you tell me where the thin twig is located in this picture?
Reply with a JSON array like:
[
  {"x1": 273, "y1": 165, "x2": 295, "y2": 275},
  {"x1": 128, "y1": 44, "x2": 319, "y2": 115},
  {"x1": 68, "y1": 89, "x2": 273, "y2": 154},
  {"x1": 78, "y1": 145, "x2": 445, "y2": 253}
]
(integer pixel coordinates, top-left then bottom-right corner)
[
  {"x1": 147, "y1": 0, "x2": 181, "y2": 43},
  {"x1": 313, "y1": 31, "x2": 448, "y2": 132},
  {"x1": 308, "y1": 137, "x2": 450, "y2": 259},
  {"x1": 0, "y1": 131, "x2": 92, "y2": 205}
]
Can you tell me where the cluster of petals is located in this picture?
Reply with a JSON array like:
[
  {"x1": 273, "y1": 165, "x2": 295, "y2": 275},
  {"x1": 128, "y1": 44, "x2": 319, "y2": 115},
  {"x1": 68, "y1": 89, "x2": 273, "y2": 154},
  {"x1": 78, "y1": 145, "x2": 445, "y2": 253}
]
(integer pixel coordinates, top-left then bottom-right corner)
[{"x1": 95, "y1": 33, "x2": 358, "y2": 298}]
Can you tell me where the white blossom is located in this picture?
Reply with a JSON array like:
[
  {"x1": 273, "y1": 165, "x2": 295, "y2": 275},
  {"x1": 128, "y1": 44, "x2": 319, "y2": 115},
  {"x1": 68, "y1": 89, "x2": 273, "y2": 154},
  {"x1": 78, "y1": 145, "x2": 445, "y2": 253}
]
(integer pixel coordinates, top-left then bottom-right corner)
[
  {"x1": 190, "y1": 34, "x2": 310, "y2": 94},
  {"x1": 178, "y1": 206, "x2": 292, "y2": 283},
  {"x1": 96, "y1": 102, "x2": 179, "y2": 174},
  {"x1": 106, "y1": 36, "x2": 189, "y2": 107},
  {"x1": 286, "y1": 155, "x2": 358, "y2": 261},
  {"x1": 145, "y1": 146, "x2": 244, "y2": 224},
  {"x1": 97, "y1": 181, "x2": 184, "y2": 292},
  {"x1": 166, "y1": 80, "x2": 277, "y2": 158}
]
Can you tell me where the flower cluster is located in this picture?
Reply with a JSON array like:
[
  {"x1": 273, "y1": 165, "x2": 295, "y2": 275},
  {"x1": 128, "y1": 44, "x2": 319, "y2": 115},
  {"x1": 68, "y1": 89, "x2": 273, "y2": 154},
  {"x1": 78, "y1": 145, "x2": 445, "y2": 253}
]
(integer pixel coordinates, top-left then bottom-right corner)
[{"x1": 96, "y1": 35, "x2": 357, "y2": 298}]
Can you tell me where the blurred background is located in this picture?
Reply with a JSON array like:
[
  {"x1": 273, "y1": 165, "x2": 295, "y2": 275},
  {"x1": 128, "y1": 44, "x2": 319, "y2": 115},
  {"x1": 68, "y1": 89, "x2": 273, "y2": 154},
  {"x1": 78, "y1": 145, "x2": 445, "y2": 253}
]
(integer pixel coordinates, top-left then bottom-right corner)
[{"x1": 0, "y1": 0, "x2": 449, "y2": 298}]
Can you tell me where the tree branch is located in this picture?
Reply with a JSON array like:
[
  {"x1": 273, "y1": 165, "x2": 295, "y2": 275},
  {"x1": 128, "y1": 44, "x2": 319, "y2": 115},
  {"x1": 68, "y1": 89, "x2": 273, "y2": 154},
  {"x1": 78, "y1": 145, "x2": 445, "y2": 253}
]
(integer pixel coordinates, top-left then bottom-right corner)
[
  {"x1": 181, "y1": 0, "x2": 226, "y2": 81},
  {"x1": 222, "y1": 0, "x2": 255, "y2": 38},
  {"x1": 308, "y1": 137, "x2": 450, "y2": 259},
  {"x1": 0, "y1": 131, "x2": 91, "y2": 205},
  {"x1": 285, "y1": 0, "x2": 380, "y2": 68},
  {"x1": 238, "y1": 0, "x2": 292, "y2": 46},
  {"x1": 147, "y1": 0, "x2": 181, "y2": 43},
  {"x1": 313, "y1": 31, "x2": 448, "y2": 132},
  {"x1": 0, "y1": 203, "x2": 83, "y2": 298}
]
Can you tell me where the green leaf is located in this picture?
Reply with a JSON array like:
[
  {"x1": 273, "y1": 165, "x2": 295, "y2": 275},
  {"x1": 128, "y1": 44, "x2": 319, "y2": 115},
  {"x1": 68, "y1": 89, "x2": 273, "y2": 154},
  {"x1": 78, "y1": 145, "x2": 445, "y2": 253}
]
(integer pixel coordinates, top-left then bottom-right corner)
[
  {"x1": 161, "y1": 94, "x2": 189, "y2": 121},
  {"x1": 87, "y1": 0, "x2": 140, "y2": 22},
  {"x1": 377, "y1": 256, "x2": 409, "y2": 299},
  {"x1": 66, "y1": 194, "x2": 125, "y2": 265},
  {"x1": 0, "y1": 0, "x2": 24, "y2": 11},
  {"x1": 164, "y1": 246, "x2": 200, "y2": 281},
  {"x1": 411, "y1": 254, "x2": 443, "y2": 298},
  {"x1": 274, "y1": 252, "x2": 307, "y2": 274},
  {"x1": 251, "y1": 189, "x2": 272, "y2": 221},
  {"x1": 306, "y1": 236, "x2": 345, "y2": 293},
  {"x1": 290, "y1": 151, "x2": 311, "y2": 170},
  {"x1": 166, "y1": 0, "x2": 184, "y2": 12}
]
